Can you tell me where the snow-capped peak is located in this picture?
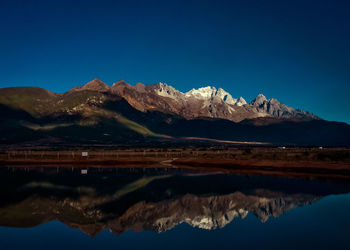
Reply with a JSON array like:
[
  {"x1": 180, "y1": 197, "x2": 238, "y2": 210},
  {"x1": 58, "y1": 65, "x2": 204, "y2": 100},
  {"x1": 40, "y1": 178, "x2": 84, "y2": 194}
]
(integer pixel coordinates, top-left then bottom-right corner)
[
  {"x1": 251, "y1": 94, "x2": 267, "y2": 106},
  {"x1": 185, "y1": 86, "x2": 246, "y2": 106},
  {"x1": 185, "y1": 86, "x2": 218, "y2": 99},
  {"x1": 235, "y1": 97, "x2": 247, "y2": 106}
]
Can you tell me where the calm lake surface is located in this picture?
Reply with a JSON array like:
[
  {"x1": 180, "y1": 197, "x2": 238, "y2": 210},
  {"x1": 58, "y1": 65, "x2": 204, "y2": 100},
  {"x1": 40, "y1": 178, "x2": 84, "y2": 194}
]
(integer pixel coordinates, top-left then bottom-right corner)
[{"x1": 0, "y1": 167, "x2": 349, "y2": 250}]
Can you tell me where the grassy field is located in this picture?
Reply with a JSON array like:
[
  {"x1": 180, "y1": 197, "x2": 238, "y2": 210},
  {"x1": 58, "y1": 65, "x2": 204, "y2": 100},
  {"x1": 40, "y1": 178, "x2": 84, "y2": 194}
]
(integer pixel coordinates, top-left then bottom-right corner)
[
  {"x1": 0, "y1": 147, "x2": 349, "y2": 179},
  {"x1": 0, "y1": 147, "x2": 349, "y2": 161}
]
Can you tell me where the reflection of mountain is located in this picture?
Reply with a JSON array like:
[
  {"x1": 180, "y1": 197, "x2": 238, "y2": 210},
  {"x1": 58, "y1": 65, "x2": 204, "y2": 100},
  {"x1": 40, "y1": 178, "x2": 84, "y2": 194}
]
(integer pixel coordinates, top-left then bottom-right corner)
[
  {"x1": 107, "y1": 192, "x2": 319, "y2": 235},
  {"x1": 0, "y1": 168, "x2": 349, "y2": 236}
]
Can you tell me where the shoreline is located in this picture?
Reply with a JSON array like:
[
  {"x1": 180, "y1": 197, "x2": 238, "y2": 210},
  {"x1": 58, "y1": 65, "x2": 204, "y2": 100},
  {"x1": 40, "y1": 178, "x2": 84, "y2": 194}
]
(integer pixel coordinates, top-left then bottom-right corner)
[
  {"x1": 1, "y1": 157, "x2": 350, "y2": 180},
  {"x1": 1, "y1": 148, "x2": 349, "y2": 179}
]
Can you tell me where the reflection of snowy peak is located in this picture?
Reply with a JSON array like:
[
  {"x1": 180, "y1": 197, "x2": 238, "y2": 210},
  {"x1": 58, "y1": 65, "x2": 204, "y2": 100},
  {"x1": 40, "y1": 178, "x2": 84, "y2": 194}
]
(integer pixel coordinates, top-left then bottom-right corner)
[
  {"x1": 2, "y1": 167, "x2": 347, "y2": 238},
  {"x1": 0, "y1": 190, "x2": 320, "y2": 237},
  {"x1": 108, "y1": 192, "x2": 319, "y2": 235}
]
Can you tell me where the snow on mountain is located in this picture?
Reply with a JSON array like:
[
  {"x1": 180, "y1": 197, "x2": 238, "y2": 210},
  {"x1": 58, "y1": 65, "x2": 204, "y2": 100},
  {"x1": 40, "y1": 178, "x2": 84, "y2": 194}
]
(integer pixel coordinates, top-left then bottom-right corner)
[
  {"x1": 68, "y1": 79, "x2": 319, "y2": 122},
  {"x1": 235, "y1": 97, "x2": 247, "y2": 106},
  {"x1": 184, "y1": 86, "x2": 246, "y2": 106},
  {"x1": 250, "y1": 94, "x2": 267, "y2": 106},
  {"x1": 185, "y1": 86, "x2": 220, "y2": 99}
]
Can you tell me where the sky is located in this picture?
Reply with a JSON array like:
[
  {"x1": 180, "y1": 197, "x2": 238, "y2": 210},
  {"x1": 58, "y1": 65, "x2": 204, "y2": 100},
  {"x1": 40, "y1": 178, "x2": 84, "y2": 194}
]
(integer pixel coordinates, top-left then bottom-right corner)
[{"x1": 0, "y1": 0, "x2": 349, "y2": 123}]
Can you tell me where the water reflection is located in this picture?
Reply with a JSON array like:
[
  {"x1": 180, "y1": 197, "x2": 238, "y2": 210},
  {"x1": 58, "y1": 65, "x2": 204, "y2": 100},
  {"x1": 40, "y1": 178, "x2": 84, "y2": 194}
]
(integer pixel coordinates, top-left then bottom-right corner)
[{"x1": 0, "y1": 167, "x2": 349, "y2": 237}]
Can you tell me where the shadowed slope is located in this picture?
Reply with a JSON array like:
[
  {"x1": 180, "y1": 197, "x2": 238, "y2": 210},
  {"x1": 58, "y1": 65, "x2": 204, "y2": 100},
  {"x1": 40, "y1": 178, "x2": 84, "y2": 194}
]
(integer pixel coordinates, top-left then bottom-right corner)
[{"x1": 0, "y1": 81, "x2": 349, "y2": 146}]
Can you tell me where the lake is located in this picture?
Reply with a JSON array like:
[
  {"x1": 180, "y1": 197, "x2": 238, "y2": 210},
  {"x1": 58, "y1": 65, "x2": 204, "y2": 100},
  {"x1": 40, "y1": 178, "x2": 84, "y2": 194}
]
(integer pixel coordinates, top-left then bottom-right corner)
[{"x1": 0, "y1": 167, "x2": 349, "y2": 249}]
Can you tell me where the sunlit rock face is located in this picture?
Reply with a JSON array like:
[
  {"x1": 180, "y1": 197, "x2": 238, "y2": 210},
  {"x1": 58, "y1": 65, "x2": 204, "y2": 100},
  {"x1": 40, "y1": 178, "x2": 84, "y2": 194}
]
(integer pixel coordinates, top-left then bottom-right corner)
[
  {"x1": 69, "y1": 78, "x2": 111, "y2": 93},
  {"x1": 73, "y1": 78, "x2": 317, "y2": 122},
  {"x1": 4, "y1": 78, "x2": 346, "y2": 147},
  {"x1": 109, "y1": 81, "x2": 261, "y2": 122},
  {"x1": 250, "y1": 94, "x2": 319, "y2": 120}
]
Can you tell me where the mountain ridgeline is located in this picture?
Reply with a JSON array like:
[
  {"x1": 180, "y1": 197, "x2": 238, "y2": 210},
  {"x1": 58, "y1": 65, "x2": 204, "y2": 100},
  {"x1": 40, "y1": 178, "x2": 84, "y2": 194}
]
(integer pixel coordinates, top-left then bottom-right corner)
[{"x1": 0, "y1": 78, "x2": 349, "y2": 146}]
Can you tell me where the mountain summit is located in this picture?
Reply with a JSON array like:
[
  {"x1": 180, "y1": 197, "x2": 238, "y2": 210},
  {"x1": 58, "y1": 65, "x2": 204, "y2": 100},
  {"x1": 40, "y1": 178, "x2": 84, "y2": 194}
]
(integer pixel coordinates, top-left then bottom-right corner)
[
  {"x1": 250, "y1": 94, "x2": 319, "y2": 120},
  {"x1": 1, "y1": 78, "x2": 348, "y2": 146},
  {"x1": 185, "y1": 86, "x2": 247, "y2": 106},
  {"x1": 251, "y1": 94, "x2": 267, "y2": 106},
  {"x1": 84, "y1": 78, "x2": 110, "y2": 91},
  {"x1": 74, "y1": 79, "x2": 318, "y2": 122},
  {"x1": 70, "y1": 78, "x2": 110, "y2": 93},
  {"x1": 2, "y1": 78, "x2": 319, "y2": 122}
]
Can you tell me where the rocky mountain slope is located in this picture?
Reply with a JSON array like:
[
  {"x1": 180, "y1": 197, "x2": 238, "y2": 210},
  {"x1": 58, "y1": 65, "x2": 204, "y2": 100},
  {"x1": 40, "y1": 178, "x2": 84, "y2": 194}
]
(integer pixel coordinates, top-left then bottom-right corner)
[
  {"x1": 250, "y1": 94, "x2": 319, "y2": 120},
  {"x1": 0, "y1": 78, "x2": 349, "y2": 146},
  {"x1": 79, "y1": 78, "x2": 318, "y2": 122}
]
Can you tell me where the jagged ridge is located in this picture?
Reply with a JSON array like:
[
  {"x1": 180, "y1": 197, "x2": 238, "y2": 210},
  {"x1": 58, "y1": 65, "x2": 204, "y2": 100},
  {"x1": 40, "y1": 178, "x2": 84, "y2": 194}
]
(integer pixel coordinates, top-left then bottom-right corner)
[
  {"x1": 2, "y1": 78, "x2": 349, "y2": 147},
  {"x1": 100, "y1": 79, "x2": 318, "y2": 122}
]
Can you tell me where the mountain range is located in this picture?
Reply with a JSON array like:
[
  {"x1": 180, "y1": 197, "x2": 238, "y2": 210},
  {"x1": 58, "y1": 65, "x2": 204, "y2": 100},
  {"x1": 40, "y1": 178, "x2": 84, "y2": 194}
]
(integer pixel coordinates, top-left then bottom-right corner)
[
  {"x1": 0, "y1": 78, "x2": 349, "y2": 146},
  {"x1": 71, "y1": 78, "x2": 319, "y2": 122}
]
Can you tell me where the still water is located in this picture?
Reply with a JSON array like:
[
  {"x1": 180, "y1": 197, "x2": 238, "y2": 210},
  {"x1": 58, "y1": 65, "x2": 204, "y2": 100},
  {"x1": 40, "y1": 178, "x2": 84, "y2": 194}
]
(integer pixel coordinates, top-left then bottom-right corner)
[{"x1": 0, "y1": 167, "x2": 349, "y2": 250}]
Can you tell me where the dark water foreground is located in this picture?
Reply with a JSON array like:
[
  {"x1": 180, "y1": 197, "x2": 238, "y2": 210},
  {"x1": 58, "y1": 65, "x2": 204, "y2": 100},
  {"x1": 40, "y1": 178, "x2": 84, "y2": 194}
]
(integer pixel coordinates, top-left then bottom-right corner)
[{"x1": 0, "y1": 167, "x2": 349, "y2": 250}]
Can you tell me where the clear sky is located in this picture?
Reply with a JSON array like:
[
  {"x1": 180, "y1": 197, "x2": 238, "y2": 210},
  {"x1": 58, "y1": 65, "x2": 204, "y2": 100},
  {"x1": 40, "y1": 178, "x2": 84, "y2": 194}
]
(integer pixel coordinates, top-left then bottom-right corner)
[{"x1": 1, "y1": 0, "x2": 349, "y2": 123}]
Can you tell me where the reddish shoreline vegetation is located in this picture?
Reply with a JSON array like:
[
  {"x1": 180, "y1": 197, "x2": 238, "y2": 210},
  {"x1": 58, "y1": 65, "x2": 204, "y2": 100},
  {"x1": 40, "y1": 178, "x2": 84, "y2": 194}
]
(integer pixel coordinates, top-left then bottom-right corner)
[{"x1": 1, "y1": 147, "x2": 349, "y2": 179}]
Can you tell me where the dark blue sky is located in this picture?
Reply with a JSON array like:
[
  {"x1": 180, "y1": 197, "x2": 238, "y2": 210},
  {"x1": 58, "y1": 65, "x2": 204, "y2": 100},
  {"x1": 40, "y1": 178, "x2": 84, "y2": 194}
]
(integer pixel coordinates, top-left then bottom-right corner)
[{"x1": 1, "y1": 0, "x2": 349, "y2": 123}]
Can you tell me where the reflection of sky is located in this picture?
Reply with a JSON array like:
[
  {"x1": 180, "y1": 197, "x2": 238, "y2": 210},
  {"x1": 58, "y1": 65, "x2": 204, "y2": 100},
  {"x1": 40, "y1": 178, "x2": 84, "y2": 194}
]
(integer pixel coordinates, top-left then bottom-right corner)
[
  {"x1": 1, "y1": 0, "x2": 350, "y2": 123},
  {"x1": 0, "y1": 193, "x2": 349, "y2": 250}
]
